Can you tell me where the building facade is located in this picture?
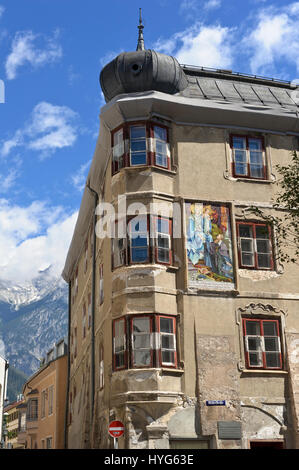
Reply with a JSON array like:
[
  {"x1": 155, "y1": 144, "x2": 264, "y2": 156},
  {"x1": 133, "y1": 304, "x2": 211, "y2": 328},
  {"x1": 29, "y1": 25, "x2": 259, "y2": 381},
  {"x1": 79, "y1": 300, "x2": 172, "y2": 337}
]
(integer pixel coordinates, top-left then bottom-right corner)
[
  {"x1": 62, "y1": 20, "x2": 299, "y2": 449},
  {"x1": 0, "y1": 355, "x2": 8, "y2": 446},
  {"x1": 17, "y1": 339, "x2": 68, "y2": 449},
  {"x1": 4, "y1": 398, "x2": 25, "y2": 449}
]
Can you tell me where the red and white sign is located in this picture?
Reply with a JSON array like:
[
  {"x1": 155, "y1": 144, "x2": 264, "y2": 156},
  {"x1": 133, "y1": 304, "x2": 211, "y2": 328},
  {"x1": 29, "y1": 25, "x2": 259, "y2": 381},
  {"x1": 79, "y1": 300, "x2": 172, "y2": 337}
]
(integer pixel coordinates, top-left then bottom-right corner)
[{"x1": 108, "y1": 420, "x2": 125, "y2": 438}]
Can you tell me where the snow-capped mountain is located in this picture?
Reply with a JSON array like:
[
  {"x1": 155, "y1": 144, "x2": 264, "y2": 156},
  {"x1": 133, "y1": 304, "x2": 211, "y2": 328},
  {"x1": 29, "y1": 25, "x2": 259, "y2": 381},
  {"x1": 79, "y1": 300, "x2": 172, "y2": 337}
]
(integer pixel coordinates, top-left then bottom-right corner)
[{"x1": 0, "y1": 270, "x2": 68, "y2": 376}]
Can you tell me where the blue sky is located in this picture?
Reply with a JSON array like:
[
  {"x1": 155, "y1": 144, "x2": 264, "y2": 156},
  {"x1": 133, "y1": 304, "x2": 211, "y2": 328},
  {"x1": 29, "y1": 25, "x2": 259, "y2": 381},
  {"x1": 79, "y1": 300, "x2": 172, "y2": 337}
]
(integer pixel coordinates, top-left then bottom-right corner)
[{"x1": 0, "y1": 0, "x2": 299, "y2": 283}]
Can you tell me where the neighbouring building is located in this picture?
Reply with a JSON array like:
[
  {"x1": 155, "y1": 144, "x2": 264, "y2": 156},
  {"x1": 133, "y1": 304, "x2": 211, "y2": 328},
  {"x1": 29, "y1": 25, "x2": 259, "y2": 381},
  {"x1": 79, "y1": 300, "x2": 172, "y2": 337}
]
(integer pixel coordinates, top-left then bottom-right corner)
[
  {"x1": 0, "y1": 355, "x2": 9, "y2": 446},
  {"x1": 17, "y1": 338, "x2": 68, "y2": 449},
  {"x1": 4, "y1": 397, "x2": 25, "y2": 449},
  {"x1": 62, "y1": 15, "x2": 299, "y2": 449}
]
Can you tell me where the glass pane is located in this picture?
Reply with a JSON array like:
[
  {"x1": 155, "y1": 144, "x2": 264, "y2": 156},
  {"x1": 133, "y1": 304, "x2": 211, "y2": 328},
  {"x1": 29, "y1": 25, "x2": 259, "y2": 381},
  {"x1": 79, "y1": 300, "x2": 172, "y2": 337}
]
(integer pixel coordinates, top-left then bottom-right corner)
[
  {"x1": 156, "y1": 153, "x2": 168, "y2": 167},
  {"x1": 249, "y1": 151, "x2": 263, "y2": 164},
  {"x1": 130, "y1": 217, "x2": 147, "y2": 235},
  {"x1": 156, "y1": 218, "x2": 169, "y2": 234},
  {"x1": 234, "y1": 149, "x2": 247, "y2": 162},
  {"x1": 162, "y1": 334, "x2": 174, "y2": 349},
  {"x1": 265, "y1": 352, "x2": 280, "y2": 368},
  {"x1": 241, "y1": 253, "x2": 254, "y2": 266},
  {"x1": 131, "y1": 235, "x2": 148, "y2": 247},
  {"x1": 157, "y1": 248, "x2": 170, "y2": 263},
  {"x1": 248, "y1": 138, "x2": 262, "y2": 150},
  {"x1": 241, "y1": 239, "x2": 253, "y2": 252},
  {"x1": 160, "y1": 317, "x2": 173, "y2": 333},
  {"x1": 133, "y1": 350, "x2": 151, "y2": 366},
  {"x1": 130, "y1": 126, "x2": 146, "y2": 139},
  {"x1": 235, "y1": 163, "x2": 247, "y2": 175},
  {"x1": 249, "y1": 352, "x2": 262, "y2": 366},
  {"x1": 263, "y1": 321, "x2": 277, "y2": 336},
  {"x1": 115, "y1": 320, "x2": 124, "y2": 337},
  {"x1": 133, "y1": 334, "x2": 151, "y2": 349},
  {"x1": 115, "y1": 353, "x2": 125, "y2": 368},
  {"x1": 256, "y1": 239, "x2": 270, "y2": 253},
  {"x1": 257, "y1": 253, "x2": 271, "y2": 268},
  {"x1": 239, "y1": 225, "x2": 252, "y2": 238},
  {"x1": 131, "y1": 152, "x2": 147, "y2": 165},
  {"x1": 264, "y1": 337, "x2": 279, "y2": 352},
  {"x1": 256, "y1": 226, "x2": 269, "y2": 239},
  {"x1": 113, "y1": 129, "x2": 123, "y2": 145},
  {"x1": 246, "y1": 321, "x2": 261, "y2": 336},
  {"x1": 131, "y1": 140, "x2": 146, "y2": 152},
  {"x1": 162, "y1": 350, "x2": 175, "y2": 364},
  {"x1": 158, "y1": 234, "x2": 170, "y2": 249},
  {"x1": 233, "y1": 136, "x2": 246, "y2": 149},
  {"x1": 131, "y1": 247, "x2": 148, "y2": 262},
  {"x1": 250, "y1": 165, "x2": 264, "y2": 178},
  {"x1": 248, "y1": 337, "x2": 260, "y2": 351},
  {"x1": 156, "y1": 141, "x2": 167, "y2": 154},
  {"x1": 133, "y1": 317, "x2": 150, "y2": 333},
  {"x1": 154, "y1": 126, "x2": 167, "y2": 141}
]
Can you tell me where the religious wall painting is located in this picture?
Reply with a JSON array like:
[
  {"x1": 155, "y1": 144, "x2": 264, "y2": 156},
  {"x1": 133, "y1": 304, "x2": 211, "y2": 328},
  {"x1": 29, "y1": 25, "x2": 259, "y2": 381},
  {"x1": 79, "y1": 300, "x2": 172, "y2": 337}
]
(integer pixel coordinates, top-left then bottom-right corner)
[{"x1": 185, "y1": 202, "x2": 235, "y2": 289}]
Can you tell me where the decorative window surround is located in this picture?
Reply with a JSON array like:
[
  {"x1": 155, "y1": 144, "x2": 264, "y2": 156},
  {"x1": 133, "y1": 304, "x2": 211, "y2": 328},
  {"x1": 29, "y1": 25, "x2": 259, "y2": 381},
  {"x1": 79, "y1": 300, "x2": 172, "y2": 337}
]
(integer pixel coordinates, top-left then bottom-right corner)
[{"x1": 235, "y1": 303, "x2": 287, "y2": 372}]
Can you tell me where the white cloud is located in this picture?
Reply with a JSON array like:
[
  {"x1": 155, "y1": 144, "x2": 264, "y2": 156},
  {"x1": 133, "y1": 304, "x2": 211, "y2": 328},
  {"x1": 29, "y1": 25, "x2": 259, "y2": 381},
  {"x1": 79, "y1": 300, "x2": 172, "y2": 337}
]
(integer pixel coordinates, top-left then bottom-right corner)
[
  {"x1": 0, "y1": 5, "x2": 5, "y2": 18},
  {"x1": 204, "y1": 0, "x2": 221, "y2": 10},
  {"x1": 155, "y1": 23, "x2": 234, "y2": 69},
  {"x1": 0, "y1": 199, "x2": 78, "y2": 282},
  {"x1": 71, "y1": 159, "x2": 91, "y2": 192},
  {"x1": 5, "y1": 30, "x2": 62, "y2": 80},
  {"x1": 243, "y1": 3, "x2": 299, "y2": 74},
  {"x1": 0, "y1": 168, "x2": 20, "y2": 193},
  {"x1": 1, "y1": 102, "x2": 79, "y2": 159}
]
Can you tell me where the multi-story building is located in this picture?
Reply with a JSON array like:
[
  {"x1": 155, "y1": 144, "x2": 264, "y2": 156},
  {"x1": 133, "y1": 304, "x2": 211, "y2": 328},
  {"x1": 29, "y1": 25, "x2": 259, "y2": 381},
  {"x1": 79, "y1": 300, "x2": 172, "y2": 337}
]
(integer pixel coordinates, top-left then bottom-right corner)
[
  {"x1": 17, "y1": 339, "x2": 68, "y2": 449},
  {"x1": 62, "y1": 17, "x2": 299, "y2": 449},
  {"x1": 4, "y1": 398, "x2": 25, "y2": 449},
  {"x1": 0, "y1": 355, "x2": 9, "y2": 446}
]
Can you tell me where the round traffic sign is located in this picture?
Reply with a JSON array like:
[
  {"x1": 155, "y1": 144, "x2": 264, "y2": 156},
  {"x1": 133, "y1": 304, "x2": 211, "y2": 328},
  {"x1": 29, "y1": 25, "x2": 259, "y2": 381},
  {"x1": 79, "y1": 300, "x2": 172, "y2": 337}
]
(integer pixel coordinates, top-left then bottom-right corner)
[{"x1": 108, "y1": 420, "x2": 125, "y2": 438}]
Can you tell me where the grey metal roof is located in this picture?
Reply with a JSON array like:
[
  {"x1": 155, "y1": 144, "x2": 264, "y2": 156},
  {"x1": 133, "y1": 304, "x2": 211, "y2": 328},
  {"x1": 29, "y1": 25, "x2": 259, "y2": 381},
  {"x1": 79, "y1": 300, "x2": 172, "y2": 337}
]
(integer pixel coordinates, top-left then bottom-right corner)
[{"x1": 181, "y1": 66, "x2": 299, "y2": 110}]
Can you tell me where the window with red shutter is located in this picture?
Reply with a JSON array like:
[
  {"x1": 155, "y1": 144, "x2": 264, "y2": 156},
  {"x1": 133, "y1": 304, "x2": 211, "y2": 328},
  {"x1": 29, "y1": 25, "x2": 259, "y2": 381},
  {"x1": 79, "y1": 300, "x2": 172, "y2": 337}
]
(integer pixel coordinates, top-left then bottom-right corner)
[{"x1": 237, "y1": 222, "x2": 274, "y2": 270}]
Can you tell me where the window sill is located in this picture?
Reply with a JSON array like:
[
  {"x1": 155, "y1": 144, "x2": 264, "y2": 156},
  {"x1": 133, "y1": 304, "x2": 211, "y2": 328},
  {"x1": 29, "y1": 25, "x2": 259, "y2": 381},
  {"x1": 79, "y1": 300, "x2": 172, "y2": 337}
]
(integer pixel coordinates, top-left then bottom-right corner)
[
  {"x1": 113, "y1": 367, "x2": 184, "y2": 375},
  {"x1": 233, "y1": 176, "x2": 273, "y2": 184},
  {"x1": 112, "y1": 263, "x2": 179, "y2": 273},
  {"x1": 241, "y1": 369, "x2": 288, "y2": 376},
  {"x1": 112, "y1": 165, "x2": 177, "y2": 177}
]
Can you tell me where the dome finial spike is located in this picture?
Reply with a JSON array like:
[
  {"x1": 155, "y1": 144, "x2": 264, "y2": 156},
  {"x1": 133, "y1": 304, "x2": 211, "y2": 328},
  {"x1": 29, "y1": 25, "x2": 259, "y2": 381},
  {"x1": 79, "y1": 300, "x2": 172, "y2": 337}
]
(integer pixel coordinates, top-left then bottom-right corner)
[{"x1": 136, "y1": 8, "x2": 145, "y2": 51}]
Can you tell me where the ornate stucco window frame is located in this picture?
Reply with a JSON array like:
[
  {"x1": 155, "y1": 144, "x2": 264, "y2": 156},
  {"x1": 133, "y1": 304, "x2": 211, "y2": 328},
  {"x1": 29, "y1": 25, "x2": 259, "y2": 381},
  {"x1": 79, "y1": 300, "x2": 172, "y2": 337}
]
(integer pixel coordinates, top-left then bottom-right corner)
[{"x1": 235, "y1": 302, "x2": 288, "y2": 373}]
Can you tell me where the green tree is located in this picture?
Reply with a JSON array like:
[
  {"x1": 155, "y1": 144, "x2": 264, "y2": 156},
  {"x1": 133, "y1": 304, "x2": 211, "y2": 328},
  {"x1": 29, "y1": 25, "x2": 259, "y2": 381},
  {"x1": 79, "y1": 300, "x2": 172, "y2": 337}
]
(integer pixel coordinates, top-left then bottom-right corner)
[{"x1": 251, "y1": 151, "x2": 299, "y2": 264}]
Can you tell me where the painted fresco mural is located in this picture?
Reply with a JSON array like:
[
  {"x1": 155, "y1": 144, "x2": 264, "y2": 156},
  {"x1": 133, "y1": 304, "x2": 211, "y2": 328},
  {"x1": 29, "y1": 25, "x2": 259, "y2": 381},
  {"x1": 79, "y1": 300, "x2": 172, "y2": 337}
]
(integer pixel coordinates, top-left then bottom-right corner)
[{"x1": 185, "y1": 202, "x2": 234, "y2": 288}]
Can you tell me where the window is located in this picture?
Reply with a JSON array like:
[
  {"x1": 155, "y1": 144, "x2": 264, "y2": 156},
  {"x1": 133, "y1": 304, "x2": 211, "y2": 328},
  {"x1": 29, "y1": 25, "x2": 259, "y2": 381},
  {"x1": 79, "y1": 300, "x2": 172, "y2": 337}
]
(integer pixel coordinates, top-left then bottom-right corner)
[
  {"x1": 243, "y1": 318, "x2": 282, "y2": 369},
  {"x1": 88, "y1": 293, "x2": 91, "y2": 329},
  {"x1": 84, "y1": 239, "x2": 88, "y2": 274},
  {"x1": 231, "y1": 135, "x2": 266, "y2": 179},
  {"x1": 41, "y1": 390, "x2": 46, "y2": 418},
  {"x1": 111, "y1": 122, "x2": 170, "y2": 174},
  {"x1": 131, "y1": 316, "x2": 152, "y2": 367},
  {"x1": 153, "y1": 125, "x2": 169, "y2": 168},
  {"x1": 158, "y1": 316, "x2": 177, "y2": 367},
  {"x1": 82, "y1": 303, "x2": 86, "y2": 339},
  {"x1": 48, "y1": 386, "x2": 54, "y2": 415},
  {"x1": 99, "y1": 345, "x2": 104, "y2": 390},
  {"x1": 113, "y1": 315, "x2": 177, "y2": 370},
  {"x1": 112, "y1": 128, "x2": 125, "y2": 173},
  {"x1": 129, "y1": 215, "x2": 149, "y2": 263},
  {"x1": 27, "y1": 398, "x2": 38, "y2": 421},
  {"x1": 112, "y1": 215, "x2": 173, "y2": 269},
  {"x1": 99, "y1": 264, "x2": 104, "y2": 305},
  {"x1": 130, "y1": 125, "x2": 147, "y2": 166},
  {"x1": 237, "y1": 222, "x2": 273, "y2": 270},
  {"x1": 113, "y1": 318, "x2": 127, "y2": 370},
  {"x1": 46, "y1": 437, "x2": 52, "y2": 449}
]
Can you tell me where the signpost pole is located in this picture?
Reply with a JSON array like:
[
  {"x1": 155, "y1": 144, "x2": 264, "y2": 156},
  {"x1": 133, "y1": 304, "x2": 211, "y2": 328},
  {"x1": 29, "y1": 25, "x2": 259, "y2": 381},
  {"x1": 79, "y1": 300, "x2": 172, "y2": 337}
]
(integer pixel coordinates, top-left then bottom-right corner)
[{"x1": 114, "y1": 437, "x2": 118, "y2": 449}]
